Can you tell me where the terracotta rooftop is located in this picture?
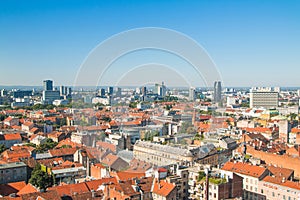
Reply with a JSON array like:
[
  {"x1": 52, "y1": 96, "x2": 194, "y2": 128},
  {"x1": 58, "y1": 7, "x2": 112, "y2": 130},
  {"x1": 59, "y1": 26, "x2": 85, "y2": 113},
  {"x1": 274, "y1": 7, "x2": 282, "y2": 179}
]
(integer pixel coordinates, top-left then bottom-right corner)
[
  {"x1": 48, "y1": 182, "x2": 89, "y2": 196},
  {"x1": 222, "y1": 161, "x2": 267, "y2": 178},
  {"x1": 49, "y1": 147, "x2": 77, "y2": 157},
  {"x1": 2, "y1": 133, "x2": 22, "y2": 141},
  {"x1": 267, "y1": 165, "x2": 294, "y2": 180},
  {"x1": 0, "y1": 181, "x2": 26, "y2": 196},
  {"x1": 263, "y1": 175, "x2": 300, "y2": 191},
  {"x1": 114, "y1": 171, "x2": 145, "y2": 181},
  {"x1": 152, "y1": 179, "x2": 176, "y2": 197},
  {"x1": 17, "y1": 183, "x2": 38, "y2": 195}
]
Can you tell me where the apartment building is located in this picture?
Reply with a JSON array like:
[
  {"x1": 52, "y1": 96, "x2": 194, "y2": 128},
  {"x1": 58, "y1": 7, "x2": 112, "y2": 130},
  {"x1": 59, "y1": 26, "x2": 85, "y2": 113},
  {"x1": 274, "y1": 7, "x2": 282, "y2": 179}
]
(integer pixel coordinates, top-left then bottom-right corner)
[{"x1": 0, "y1": 162, "x2": 27, "y2": 184}]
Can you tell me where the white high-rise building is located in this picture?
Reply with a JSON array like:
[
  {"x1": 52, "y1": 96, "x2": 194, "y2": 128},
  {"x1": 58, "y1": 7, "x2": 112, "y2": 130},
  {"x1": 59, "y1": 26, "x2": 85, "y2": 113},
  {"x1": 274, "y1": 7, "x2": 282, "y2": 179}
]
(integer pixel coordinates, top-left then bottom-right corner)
[
  {"x1": 189, "y1": 87, "x2": 196, "y2": 101},
  {"x1": 250, "y1": 91, "x2": 278, "y2": 108},
  {"x1": 213, "y1": 81, "x2": 222, "y2": 103}
]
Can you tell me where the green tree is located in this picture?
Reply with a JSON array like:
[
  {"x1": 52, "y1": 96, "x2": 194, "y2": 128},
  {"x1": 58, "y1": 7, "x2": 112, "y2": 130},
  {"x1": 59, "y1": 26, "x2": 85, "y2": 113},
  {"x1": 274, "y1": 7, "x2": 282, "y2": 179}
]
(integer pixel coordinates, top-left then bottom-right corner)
[
  {"x1": 0, "y1": 114, "x2": 6, "y2": 121},
  {"x1": 179, "y1": 122, "x2": 195, "y2": 134},
  {"x1": 96, "y1": 132, "x2": 107, "y2": 142},
  {"x1": 60, "y1": 144, "x2": 72, "y2": 149},
  {"x1": 0, "y1": 144, "x2": 7, "y2": 154},
  {"x1": 60, "y1": 118, "x2": 67, "y2": 127},
  {"x1": 36, "y1": 138, "x2": 58, "y2": 153},
  {"x1": 29, "y1": 164, "x2": 53, "y2": 190},
  {"x1": 197, "y1": 171, "x2": 206, "y2": 182}
]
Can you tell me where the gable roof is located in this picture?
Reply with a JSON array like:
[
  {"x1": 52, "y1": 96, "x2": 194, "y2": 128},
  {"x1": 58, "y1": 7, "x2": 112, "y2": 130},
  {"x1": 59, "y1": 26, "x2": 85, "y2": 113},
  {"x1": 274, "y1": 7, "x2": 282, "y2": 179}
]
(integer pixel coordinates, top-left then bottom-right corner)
[
  {"x1": 17, "y1": 183, "x2": 38, "y2": 195},
  {"x1": 0, "y1": 181, "x2": 26, "y2": 196},
  {"x1": 113, "y1": 171, "x2": 145, "y2": 181},
  {"x1": 152, "y1": 179, "x2": 176, "y2": 197},
  {"x1": 3, "y1": 133, "x2": 22, "y2": 141},
  {"x1": 263, "y1": 175, "x2": 300, "y2": 191},
  {"x1": 267, "y1": 165, "x2": 294, "y2": 179},
  {"x1": 84, "y1": 177, "x2": 117, "y2": 191},
  {"x1": 222, "y1": 161, "x2": 267, "y2": 178},
  {"x1": 49, "y1": 147, "x2": 77, "y2": 157},
  {"x1": 48, "y1": 182, "x2": 89, "y2": 196}
]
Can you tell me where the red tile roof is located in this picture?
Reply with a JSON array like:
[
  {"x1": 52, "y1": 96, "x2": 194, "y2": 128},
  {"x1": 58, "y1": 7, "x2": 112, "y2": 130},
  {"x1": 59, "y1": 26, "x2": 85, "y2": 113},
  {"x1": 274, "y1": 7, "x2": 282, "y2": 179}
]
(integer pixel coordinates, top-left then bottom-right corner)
[
  {"x1": 222, "y1": 161, "x2": 267, "y2": 178},
  {"x1": 17, "y1": 183, "x2": 38, "y2": 195},
  {"x1": 0, "y1": 181, "x2": 26, "y2": 196},
  {"x1": 114, "y1": 171, "x2": 145, "y2": 181},
  {"x1": 267, "y1": 165, "x2": 294, "y2": 180},
  {"x1": 49, "y1": 147, "x2": 77, "y2": 157},
  {"x1": 48, "y1": 182, "x2": 89, "y2": 196},
  {"x1": 56, "y1": 138, "x2": 82, "y2": 148},
  {"x1": 263, "y1": 176, "x2": 300, "y2": 190},
  {"x1": 152, "y1": 179, "x2": 176, "y2": 197},
  {"x1": 84, "y1": 177, "x2": 117, "y2": 191},
  {"x1": 3, "y1": 133, "x2": 22, "y2": 141},
  {"x1": 291, "y1": 127, "x2": 300, "y2": 133},
  {"x1": 96, "y1": 141, "x2": 116, "y2": 153}
]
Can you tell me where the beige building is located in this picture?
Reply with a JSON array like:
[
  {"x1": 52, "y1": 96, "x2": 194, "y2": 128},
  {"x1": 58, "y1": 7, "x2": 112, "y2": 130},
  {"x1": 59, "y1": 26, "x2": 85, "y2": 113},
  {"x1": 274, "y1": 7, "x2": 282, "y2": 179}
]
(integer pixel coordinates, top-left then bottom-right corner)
[
  {"x1": 259, "y1": 176, "x2": 300, "y2": 200},
  {"x1": 250, "y1": 92, "x2": 278, "y2": 108},
  {"x1": 133, "y1": 141, "x2": 194, "y2": 166}
]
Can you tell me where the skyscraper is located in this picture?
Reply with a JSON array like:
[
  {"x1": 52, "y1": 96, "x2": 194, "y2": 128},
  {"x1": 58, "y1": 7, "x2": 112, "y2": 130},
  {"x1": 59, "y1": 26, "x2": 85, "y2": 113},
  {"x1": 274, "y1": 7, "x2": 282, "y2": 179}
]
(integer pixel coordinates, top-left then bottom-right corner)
[
  {"x1": 213, "y1": 81, "x2": 222, "y2": 103},
  {"x1": 189, "y1": 87, "x2": 196, "y2": 101},
  {"x1": 107, "y1": 86, "x2": 113, "y2": 96},
  {"x1": 43, "y1": 80, "x2": 53, "y2": 91},
  {"x1": 155, "y1": 82, "x2": 166, "y2": 97},
  {"x1": 60, "y1": 86, "x2": 65, "y2": 96}
]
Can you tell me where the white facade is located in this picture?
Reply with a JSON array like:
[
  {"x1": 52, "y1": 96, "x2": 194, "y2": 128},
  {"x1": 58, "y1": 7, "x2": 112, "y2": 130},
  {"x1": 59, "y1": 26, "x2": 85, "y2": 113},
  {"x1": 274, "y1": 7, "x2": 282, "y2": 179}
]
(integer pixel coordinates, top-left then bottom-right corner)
[{"x1": 250, "y1": 92, "x2": 278, "y2": 108}]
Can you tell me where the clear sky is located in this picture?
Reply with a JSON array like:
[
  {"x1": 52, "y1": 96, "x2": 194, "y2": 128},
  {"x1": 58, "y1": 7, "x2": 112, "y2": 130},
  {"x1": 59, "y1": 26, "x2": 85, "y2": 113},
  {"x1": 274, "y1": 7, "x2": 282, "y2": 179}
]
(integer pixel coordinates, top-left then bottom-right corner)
[{"x1": 1, "y1": 0, "x2": 300, "y2": 87}]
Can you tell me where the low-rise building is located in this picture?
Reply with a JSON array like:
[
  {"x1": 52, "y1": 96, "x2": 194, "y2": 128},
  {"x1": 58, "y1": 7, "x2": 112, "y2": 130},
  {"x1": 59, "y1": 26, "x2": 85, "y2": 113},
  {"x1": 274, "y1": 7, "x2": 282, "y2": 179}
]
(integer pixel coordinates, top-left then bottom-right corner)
[
  {"x1": 152, "y1": 178, "x2": 177, "y2": 200},
  {"x1": 0, "y1": 162, "x2": 27, "y2": 184},
  {"x1": 0, "y1": 133, "x2": 22, "y2": 148},
  {"x1": 133, "y1": 141, "x2": 198, "y2": 166},
  {"x1": 259, "y1": 176, "x2": 300, "y2": 200},
  {"x1": 221, "y1": 161, "x2": 269, "y2": 200}
]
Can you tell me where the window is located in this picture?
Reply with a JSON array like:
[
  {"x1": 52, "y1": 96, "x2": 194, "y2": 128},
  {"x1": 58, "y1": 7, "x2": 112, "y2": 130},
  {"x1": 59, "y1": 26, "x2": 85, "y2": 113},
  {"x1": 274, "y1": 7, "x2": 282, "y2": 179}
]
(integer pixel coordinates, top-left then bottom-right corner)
[
  {"x1": 272, "y1": 192, "x2": 275, "y2": 197},
  {"x1": 214, "y1": 193, "x2": 216, "y2": 198},
  {"x1": 261, "y1": 189, "x2": 264, "y2": 194},
  {"x1": 246, "y1": 178, "x2": 248, "y2": 182}
]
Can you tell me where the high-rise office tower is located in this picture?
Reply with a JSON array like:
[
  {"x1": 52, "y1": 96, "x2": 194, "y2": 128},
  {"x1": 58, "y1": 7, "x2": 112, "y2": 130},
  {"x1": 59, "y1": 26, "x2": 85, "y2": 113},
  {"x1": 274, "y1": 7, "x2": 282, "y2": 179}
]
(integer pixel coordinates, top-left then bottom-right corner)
[
  {"x1": 116, "y1": 87, "x2": 122, "y2": 97},
  {"x1": 141, "y1": 86, "x2": 147, "y2": 96},
  {"x1": 189, "y1": 87, "x2": 196, "y2": 101},
  {"x1": 60, "y1": 86, "x2": 65, "y2": 96},
  {"x1": 155, "y1": 82, "x2": 166, "y2": 97},
  {"x1": 213, "y1": 81, "x2": 222, "y2": 103},
  {"x1": 107, "y1": 86, "x2": 113, "y2": 96},
  {"x1": 43, "y1": 80, "x2": 53, "y2": 91},
  {"x1": 99, "y1": 88, "x2": 106, "y2": 97}
]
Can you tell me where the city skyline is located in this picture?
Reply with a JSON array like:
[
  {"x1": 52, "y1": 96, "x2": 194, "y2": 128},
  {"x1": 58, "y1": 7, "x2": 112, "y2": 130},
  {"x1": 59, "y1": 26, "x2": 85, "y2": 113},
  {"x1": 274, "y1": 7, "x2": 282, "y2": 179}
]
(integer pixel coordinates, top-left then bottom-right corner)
[{"x1": 1, "y1": 1, "x2": 300, "y2": 87}]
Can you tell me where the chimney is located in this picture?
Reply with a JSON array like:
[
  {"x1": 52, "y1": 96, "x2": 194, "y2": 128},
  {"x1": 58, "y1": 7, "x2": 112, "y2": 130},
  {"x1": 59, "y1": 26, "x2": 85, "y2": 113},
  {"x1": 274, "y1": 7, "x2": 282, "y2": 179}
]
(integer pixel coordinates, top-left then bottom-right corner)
[{"x1": 91, "y1": 189, "x2": 95, "y2": 198}]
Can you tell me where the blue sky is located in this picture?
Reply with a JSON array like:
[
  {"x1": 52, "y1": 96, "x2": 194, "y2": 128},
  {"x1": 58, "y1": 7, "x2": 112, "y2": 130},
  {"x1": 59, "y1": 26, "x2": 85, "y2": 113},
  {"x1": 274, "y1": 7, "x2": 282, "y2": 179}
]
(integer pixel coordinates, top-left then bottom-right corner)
[{"x1": 0, "y1": 0, "x2": 300, "y2": 87}]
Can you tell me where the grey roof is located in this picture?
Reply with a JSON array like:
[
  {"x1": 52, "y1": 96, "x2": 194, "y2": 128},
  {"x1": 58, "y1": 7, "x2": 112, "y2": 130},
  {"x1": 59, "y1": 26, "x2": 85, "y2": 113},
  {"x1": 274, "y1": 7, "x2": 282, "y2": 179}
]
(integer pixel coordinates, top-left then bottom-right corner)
[
  {"x1": 134, "y1": 140, "x2": 193, "y2": 157},
  {"x1": 117, "y1": 150, "x2": 134, "y2": 163},
  {"x1": 222, "y1": 137, "x2": 236, "y2": 144},
  {"x1": 35, "y1": 152, "x2": 52, "y2": 160},
  {"x1": 0, "y1": 162, "x2": 26, "y2": 169},
  {"x1": 52, "y1": 166, "x2": 86, "y2": 175}
]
